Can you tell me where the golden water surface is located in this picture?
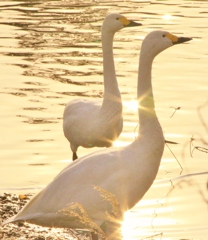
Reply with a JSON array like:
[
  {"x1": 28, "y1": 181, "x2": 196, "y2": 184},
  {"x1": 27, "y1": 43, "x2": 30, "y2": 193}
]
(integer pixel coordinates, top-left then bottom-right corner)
[{"x1": 0, "y1": 0, "x2": 208, "y2": 239}]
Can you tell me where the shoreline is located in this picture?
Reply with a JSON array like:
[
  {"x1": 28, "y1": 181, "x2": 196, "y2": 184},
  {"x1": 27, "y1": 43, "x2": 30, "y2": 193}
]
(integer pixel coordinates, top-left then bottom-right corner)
[{"x1": 0, "y1": 193, "x2": 90, "y2": 240}]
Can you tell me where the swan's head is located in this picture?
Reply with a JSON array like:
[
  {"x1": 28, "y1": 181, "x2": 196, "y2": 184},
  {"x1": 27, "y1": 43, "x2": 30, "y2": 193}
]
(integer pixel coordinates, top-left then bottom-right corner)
[
  {"x1": 102, "y1": 13, "x2": 142, "y2": 34},
  {"x1": 141, "y1": 30, "x2": 192, "y2": 58}
]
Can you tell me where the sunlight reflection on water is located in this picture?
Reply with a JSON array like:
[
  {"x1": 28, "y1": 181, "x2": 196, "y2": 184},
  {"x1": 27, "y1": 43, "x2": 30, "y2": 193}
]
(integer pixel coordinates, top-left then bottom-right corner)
[
  {"x1": 0, "y1": 0, "x2": 208, "y2": 239},
  {"x1": 123, "y1": 172, "x2": 208, "y2": 239}
]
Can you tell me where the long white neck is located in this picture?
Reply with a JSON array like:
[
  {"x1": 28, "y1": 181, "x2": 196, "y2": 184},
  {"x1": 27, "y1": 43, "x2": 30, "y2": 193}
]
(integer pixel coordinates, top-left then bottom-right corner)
[
  {"x1": 137, "y1": 47, "x2": 159, "y2": 134},
  {"x1": 100, "y1": 29, "x2": 122, "y2": 113}
]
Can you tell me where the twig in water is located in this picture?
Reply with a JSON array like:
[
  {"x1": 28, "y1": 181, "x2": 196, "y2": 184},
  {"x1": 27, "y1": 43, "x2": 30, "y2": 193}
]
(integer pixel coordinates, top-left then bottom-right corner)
[
  {"x1": 190, "y1": 135, "x2": 195, "y2": 157},
  {"x1": 165, "y1": 140, "x2": 178, "y2": 144},
  {"x1": 167, "y1": 172, "x2": 208, "y2": 205},
  {"x1": 165, "y1": 142, "x2": 183, "y2": 174},
  {"x1": 169, "y1": 106, "x2": 181, "y2": 118},
  {"x1": 190, "y1": 135, "x2": 208, "y2": 157},
  {"x1": 141, "y1": 232, "x2": 163, "y2": 239},
  {"x1": 192, "y1": 146, "x2": 208, "y2": 156},
  {"x1": 197, "y1": 100, "x2": 208, "y2": 135}
]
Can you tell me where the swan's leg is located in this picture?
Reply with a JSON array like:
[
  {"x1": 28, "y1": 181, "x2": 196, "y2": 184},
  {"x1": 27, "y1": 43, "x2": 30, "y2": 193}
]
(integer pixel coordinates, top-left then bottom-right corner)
[{"x1": 72, "y1": 152, "x2": 78, "y2": 161}]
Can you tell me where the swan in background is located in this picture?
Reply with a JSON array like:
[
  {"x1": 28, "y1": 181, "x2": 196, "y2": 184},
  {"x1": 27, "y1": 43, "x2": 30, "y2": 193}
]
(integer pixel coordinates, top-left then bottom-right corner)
[
  {"x1": 3, "y1": 31, "x2": 192, "y2": 240},
  {"x1": 63, "y1": 13, "x2": 141, "y2": 160}
]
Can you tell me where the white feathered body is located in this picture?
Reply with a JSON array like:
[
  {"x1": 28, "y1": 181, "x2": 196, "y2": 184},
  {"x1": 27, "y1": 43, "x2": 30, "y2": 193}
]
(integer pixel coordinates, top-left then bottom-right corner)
[
  {"x1": 5, "y1": 116, "x2": 164, "y2": 229},
  {"x1": 63, "y1": 97, "x2": 123, "y2": 151}
]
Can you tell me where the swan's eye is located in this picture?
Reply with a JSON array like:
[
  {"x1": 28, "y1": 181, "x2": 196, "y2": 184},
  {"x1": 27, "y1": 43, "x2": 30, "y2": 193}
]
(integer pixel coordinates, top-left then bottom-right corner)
[
  {"x1": 162, "y1": 34, "x2": 166, "y2": 38},
  {"x1": 116, "y1": 18, "x2": 119, "y2": 20}
]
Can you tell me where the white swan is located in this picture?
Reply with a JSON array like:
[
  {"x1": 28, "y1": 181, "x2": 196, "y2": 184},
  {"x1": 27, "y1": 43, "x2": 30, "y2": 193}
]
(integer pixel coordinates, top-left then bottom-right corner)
[
  {"x1": 3, "y1": 31, "x2": 191, "y2": 240},
  {"x1": 63, "y1": 13, "x2": 141, "y2": 160}
]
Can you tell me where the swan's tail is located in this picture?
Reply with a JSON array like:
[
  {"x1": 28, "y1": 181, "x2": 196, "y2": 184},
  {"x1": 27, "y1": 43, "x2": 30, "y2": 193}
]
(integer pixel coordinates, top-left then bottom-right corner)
[
  {"x1": 2, "y1": 212, "x2": 42, "y2": 226},
  {"x1": 2, "y1": 215, "x2": 17, "y2": 226}
]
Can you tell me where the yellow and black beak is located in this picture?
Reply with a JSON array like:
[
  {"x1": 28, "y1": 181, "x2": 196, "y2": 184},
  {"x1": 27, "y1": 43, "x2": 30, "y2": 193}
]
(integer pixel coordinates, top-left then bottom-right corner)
[
  {"x1": 165, "y1": 33, "x2": 192, "y2": 44},
  {"x1": 173, "y1": 36, "x2": 192, "y2": 45},
  {"x1": 126, "y1": 20, "x2": 142, "y2": 27},
  {"x1": 119, "y1": 17, "x2": 142, "y2": 27}
]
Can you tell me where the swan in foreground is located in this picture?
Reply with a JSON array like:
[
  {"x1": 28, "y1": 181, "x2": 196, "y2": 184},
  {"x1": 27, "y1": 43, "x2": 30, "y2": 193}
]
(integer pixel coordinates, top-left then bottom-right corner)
[
  {"x1": 63, "y1": 13, "x2": 141, "y2": 160},
  {"x1": 3, "y1": 31, "x2": 191, "y2": 240}
]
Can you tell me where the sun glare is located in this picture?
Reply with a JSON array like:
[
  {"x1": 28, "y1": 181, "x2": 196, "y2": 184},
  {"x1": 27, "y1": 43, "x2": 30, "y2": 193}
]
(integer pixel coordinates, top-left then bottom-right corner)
[
  {"x1": 122, "y1": 212, "x2": 152, "y2": 239},
  {"x1": 124, "y1": 99, "x2": 138, "y2": 113},
  {"x1": 113, "y1": 140, "x2": 129, "y2": 147},
  {"x1": 162, "y1": 14, "x2": 173, "y2": 21}
]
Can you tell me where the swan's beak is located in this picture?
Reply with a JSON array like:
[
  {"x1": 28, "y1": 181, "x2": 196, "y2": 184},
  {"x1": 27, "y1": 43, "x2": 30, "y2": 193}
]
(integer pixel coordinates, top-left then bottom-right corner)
[
  {"x1": 173, "y1": 37, "x2": 192, "y2": 45},
  {"x1": 166, "y1": 33, "x2": 192, "y2": 45},
  {"x1": 119, "y1": 17, "x2": 142, "y2": 27},
  {"x1": 126, "y1": 20, "x2": 142, "y2": 27}
]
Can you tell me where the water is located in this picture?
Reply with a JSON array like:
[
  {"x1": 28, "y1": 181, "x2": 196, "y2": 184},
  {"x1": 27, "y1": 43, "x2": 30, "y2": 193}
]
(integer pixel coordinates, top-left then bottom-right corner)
[{"x1": 0, "y1": 0, "x2": 208, "y2": 239}]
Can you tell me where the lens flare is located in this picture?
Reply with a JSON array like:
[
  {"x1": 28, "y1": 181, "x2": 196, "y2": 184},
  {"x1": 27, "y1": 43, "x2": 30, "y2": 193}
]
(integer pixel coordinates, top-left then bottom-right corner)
[{"x1": 124, "y1": 99, "x2": 138, "y2": 112}]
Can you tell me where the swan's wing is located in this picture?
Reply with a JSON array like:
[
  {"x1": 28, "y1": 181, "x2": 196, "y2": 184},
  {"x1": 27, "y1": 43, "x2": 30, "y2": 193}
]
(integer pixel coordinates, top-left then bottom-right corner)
[
  {"x1": 3, "y1": 146, "x2": 130, "y2": 228},
  {"x1": 63, "y1": 98, "x2": 101, "y2": 119},
  {"x1": 63, "y1": 99, "x2": 102, "y2": 146}
]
